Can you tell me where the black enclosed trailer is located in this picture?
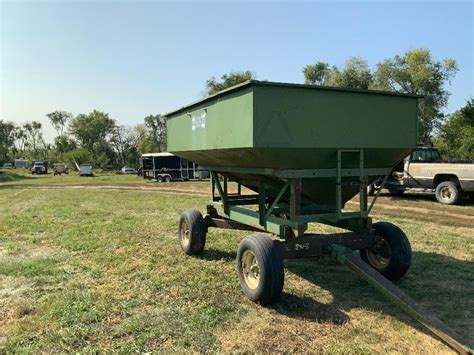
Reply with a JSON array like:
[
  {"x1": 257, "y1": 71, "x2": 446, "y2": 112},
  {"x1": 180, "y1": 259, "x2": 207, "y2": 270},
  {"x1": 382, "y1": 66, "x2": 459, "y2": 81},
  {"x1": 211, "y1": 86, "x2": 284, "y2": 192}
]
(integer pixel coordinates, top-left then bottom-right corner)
[{"x1": 140, "y1": 152, "x2": 209, "y2": 182}]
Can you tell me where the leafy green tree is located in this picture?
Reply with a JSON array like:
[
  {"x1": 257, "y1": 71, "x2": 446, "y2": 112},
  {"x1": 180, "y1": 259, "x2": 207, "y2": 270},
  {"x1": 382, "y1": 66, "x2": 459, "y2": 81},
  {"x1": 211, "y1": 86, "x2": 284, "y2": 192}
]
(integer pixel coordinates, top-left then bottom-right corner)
[
  {"x1": 434, "y1": 99, "x2": 473, "y2": 162},
  {"x1": 0, "y1": 120, "x2": 16, "y2": 161},
  {"x1": 54, "y1": 134, "x2": 77, "y2": 154},
  {"x1": 23, "y1": 121, "x2": 45, "y2": 158},
  {"x1": 46, "y1": 110, "x2": 73, "y2": 136},
  {"x1": 111, "y1": 125, "x2": 141, "y2": 167},
  {"x1": 303, "y1": 62, "x2": 330, "y2": 85},
  {"x1": 14, "y1": 127, "x2": 28, "y2": 155},
  {"x1": 205, "y1": 70, "x2": 255, "y2": 95},
  {"x1": 303, "y1": 57, "x2": 372, "y2": 89},
  {"x1": 372, "y1": 48, "x2": 457, "y2": 144},
  {"x1": 64, "y1": 148, "x2": 94, "y2": 169},
  {"x1": 143, "y1": 114, "x2": 167, "y2": 152},
  {"x1": 69, "y1": 110, "x2": 116, "y2": 151},
  {"x1": 68, "y1": 110, "x2": 117, "y2": 168}
]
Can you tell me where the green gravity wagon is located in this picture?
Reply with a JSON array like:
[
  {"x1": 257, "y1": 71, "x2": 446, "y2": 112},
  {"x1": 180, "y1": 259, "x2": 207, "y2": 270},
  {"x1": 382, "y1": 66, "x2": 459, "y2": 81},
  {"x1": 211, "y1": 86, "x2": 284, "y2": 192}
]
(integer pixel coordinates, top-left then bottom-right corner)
[{"x1": 165, "y1": 80, "x2": 418, "y2": 304}]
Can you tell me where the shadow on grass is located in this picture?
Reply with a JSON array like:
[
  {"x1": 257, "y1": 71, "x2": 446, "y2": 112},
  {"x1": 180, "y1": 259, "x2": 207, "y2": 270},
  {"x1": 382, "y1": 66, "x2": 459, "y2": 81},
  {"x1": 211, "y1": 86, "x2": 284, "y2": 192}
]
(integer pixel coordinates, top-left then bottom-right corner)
[
  {"x1": 271, "y1": 292, "x2": 349, "y2": 324},
  {"x1": 200, "y1": 248, "x2": 236, "y2": 262},
  {"x1": 0, "y1": 171, "x2": 36, "y2": 183},
  {"x1": 203, "y1": 247, "x2": 473, "y2": 343},
  {"x1": 285, "y1": 251, "x2": 474, "y2": 344}
]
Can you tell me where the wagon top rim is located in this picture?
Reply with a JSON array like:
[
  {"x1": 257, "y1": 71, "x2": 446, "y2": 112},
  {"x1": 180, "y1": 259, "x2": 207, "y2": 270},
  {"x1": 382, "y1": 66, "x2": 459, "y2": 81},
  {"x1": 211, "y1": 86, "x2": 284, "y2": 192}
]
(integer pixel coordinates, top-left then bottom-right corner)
[{"x1": 163, "y1": 80, "x2": 423, "y2": 119}]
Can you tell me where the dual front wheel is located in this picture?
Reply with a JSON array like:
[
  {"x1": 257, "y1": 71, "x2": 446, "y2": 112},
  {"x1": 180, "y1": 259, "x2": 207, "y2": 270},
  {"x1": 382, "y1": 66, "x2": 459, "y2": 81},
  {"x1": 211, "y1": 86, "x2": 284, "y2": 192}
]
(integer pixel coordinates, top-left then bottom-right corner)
[{"x1": 178, "y1": 209, "x2": 412, "y2": 305}]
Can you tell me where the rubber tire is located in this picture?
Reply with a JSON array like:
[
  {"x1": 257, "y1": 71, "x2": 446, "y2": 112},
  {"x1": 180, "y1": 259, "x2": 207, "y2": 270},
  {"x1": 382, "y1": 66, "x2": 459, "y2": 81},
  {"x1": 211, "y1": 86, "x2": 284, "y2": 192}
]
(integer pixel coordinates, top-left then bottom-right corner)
[
  {"x1": 164, "y1": 175, "x2": 171, "y2": 183},
  {"x1": 435, "y1": 181, "x2": 461, "y2": 205},
  {"x1": 236, "y1": 233, "x2": 284, "y2": 305},
  {"x1": 157, "y1": 176, "x2": 163, "y2": 183},
  {"x1": 367, "y1": 184, "x2": 376, "y2": 196},
  {"x1": 360, "y1": 222, "x2": 411, "y2": 281},
  {"x1": 178, "y1": 209, "x2": 206, "y2": 255}
]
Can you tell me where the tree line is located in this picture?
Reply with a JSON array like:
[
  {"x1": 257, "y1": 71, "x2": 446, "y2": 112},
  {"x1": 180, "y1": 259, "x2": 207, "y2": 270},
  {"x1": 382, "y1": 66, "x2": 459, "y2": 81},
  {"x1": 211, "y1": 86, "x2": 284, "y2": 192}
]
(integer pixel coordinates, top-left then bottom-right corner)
[
  {"x1": 0, "y1": 47, "x2": 472, "y2": 168},
  {"x1": 0, "y1": 111, "x2": 166, "y2": 170}
]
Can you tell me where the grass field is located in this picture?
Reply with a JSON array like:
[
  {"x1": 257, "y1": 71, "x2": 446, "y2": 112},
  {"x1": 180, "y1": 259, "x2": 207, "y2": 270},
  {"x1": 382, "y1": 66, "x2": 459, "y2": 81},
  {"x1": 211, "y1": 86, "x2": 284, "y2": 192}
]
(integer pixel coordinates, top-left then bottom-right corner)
[{"x1": 1, "y1": 170, "x2": 473, "y2": 352}]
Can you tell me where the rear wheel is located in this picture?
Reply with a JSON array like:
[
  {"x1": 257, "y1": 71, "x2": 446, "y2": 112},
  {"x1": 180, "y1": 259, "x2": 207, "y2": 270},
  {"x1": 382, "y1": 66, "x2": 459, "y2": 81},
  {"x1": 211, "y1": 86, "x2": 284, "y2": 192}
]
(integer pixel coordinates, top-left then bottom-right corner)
[
  {"x1": 360, "y1": 222, "x2": 411, "y2": 280},
  {"x1": 435, "y1": 181, "x2": 461, "y2": 205},
  {"x1": 157, "y1": 176, "x2": 163, "y2": 183},
  {"x1": 236, "y1": 233, "x2": 284, "y2": 305},
  {"x1": 178, "y1": 209, "x2": 206, "y2": 255},
  {"x1": 164, "y1": 175, "x2": 171, "y2": 183}
]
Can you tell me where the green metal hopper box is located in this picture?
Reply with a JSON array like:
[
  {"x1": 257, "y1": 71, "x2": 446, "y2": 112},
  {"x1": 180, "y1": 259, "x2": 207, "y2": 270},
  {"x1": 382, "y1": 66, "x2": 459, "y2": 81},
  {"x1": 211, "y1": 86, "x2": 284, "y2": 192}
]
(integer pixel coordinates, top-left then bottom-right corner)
[{"x1": 166, "y1": 80, "x2": 419, "y2": 303}]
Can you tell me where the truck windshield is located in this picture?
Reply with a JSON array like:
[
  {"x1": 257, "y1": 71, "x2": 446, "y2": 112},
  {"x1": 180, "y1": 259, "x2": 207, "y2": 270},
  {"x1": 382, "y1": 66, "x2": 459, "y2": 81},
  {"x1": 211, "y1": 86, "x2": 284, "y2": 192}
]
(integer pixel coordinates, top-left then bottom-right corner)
[{"x1": 411, "y1": 149, "x2": 442, "y2": 163}]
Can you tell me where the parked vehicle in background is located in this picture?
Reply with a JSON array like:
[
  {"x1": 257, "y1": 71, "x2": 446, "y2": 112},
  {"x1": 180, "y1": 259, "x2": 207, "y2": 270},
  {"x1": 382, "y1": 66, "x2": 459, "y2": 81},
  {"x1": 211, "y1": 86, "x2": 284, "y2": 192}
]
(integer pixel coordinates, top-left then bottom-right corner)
[
  {"x1": 2, "y1": 163, "x2": 13, "y2": 169},
  {"x1": 140, "y1": 152, "x2": 209, "y2": 182},
  {"x1": 14, "y1": 159, "x2": 29, "y2": 169},
  {"x1": 53, "y1": 163, "x2": 69, "y2": 175},
  {"x1": 121, "y1": 166, "x2": 137, "y2": 174},
  {"x1": 368, "y1": 147, "x2": 474, "y2": 205},
  {"x1": 79, "y1": 164, "x2": 93, "y2": 177},
  {"x1": 31, "y1": 161, "x2": 48, "y2": 174}
]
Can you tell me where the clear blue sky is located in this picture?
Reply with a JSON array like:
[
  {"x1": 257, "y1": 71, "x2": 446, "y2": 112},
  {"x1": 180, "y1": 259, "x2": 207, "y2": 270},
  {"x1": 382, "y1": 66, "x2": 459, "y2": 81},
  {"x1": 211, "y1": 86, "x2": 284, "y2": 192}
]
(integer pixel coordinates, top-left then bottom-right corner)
[{"x1": 1, "y1": 0, "x2": 472, "y2": 142}]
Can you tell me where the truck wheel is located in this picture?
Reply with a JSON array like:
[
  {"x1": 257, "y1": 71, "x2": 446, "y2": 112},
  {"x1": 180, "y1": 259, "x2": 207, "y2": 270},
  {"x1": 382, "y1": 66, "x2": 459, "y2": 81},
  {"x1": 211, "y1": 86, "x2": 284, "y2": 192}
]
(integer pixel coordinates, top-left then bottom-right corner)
[
  {"x1": 367, "y1": 184, "x2": 376, "y2": 196},
  {"x1": 236, "y1": 233, "x2": 284, "y2": 305},
  {"x1": 435, "y1": 181, "x2": 461, "y2": 205},
  {"x1": 178, "y1": 209, "x2": 206, "y2": 255},
  {"x1": 360, "y1": 222, "x2": 411, "y2": 281},
  {"x1": 164, "y1": 175, "x2": 171, "y2": 183}
]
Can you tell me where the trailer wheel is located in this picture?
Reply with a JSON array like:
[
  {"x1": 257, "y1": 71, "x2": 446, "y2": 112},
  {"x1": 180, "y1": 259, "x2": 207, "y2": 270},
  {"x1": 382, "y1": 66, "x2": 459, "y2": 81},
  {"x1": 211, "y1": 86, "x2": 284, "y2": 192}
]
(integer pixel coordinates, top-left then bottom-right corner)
[
  {"x1": 360, "y1": 222, "x2": 411, "y2": 281},
  {"x1": 178, "y1": 209, "x2": 206, "y2": 255},
  {"x1": 236, "y1": 233, "x2": 284, "y2": 305},
  {"x1": 435, "y1": 181, "x2": 460, "y2": 205}
]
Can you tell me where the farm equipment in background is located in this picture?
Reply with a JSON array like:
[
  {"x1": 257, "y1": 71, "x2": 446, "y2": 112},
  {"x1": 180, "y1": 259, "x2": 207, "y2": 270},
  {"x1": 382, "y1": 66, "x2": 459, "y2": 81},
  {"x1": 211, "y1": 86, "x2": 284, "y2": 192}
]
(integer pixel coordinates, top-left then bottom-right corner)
[
  {"x1": 166, "y1": 80, "x2": 472, "y2": 354},
  {"x1": 14, "y1": 159, "x2": 29, "y2": 169},
  {"x1": 31, "y1": 160, "x2": 48, "y2": 174},
  {"x1": 140, "y1": 152, "x2": 208, "y2": 182},
  {"x1": 74, "y1": 160, "x2": 93, "y2": 176},
  {"x1": 53, "y1": 163, "x2": 69, "y2": 176}
]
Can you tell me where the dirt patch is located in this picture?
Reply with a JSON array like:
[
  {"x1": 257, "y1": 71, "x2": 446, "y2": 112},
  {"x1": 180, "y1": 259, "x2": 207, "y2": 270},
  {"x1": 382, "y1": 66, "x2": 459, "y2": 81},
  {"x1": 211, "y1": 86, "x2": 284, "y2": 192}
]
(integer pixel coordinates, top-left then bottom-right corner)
[{"x1": 2, "y1": 184, "x2": 209, "y2": 196}]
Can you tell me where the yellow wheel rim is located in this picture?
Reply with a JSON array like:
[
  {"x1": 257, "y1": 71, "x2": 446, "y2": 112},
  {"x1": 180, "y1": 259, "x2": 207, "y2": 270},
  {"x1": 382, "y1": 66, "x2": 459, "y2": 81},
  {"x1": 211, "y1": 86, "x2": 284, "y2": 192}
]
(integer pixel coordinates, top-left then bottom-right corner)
[
  {"x1": 181, "y1": 219, "x2": 190, "y2": 247},
  {"x1": 241, "y1": 250, "x2": 260, "y2": 289},
  {"x1": 366, "y1": 236, "x2": 390, "y2": 269}
]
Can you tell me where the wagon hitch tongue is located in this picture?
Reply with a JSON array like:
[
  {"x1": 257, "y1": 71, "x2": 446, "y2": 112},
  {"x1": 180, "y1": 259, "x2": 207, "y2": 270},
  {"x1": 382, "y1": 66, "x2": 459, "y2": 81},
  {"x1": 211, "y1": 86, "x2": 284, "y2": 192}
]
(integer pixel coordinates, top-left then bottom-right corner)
[{"x1": 328, "y1": 244, "x2": 473, "y2": 355}]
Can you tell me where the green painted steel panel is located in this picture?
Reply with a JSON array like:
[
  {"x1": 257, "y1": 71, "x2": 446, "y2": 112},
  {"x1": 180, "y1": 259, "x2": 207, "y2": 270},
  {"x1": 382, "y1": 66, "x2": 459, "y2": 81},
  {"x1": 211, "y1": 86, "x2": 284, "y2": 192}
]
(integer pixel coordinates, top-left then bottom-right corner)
[
  {"x1": 165, "y1": 81, "x2": 419, "y2": 207},
  {"x1": 166, "y1": 87, "x2": 253, "y2": 152},
  {"x1": 252, "y1": 85, "x2": 417, "y2": 149}
]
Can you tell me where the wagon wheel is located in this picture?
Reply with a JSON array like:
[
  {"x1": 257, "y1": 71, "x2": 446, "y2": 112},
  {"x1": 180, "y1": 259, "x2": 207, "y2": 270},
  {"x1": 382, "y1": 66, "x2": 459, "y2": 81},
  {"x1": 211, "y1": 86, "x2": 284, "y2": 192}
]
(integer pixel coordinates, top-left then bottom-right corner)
[
  {"x1": 178, "y1": 209, "x2": 206, "y2": 255},
  {"x1": 360, "y1": 222, "x2": 411, "y2": 280},
  {"x1": 236, "y1": 233, "x2": 284, "y2": 305}
]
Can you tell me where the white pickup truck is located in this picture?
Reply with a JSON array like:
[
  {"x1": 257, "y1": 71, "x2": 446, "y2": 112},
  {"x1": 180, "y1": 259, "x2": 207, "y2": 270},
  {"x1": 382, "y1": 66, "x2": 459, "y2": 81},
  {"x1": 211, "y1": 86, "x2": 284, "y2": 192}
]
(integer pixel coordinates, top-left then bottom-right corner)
[{"x1": 368, "y1": 147, "x2": 474, "y2": 205}]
